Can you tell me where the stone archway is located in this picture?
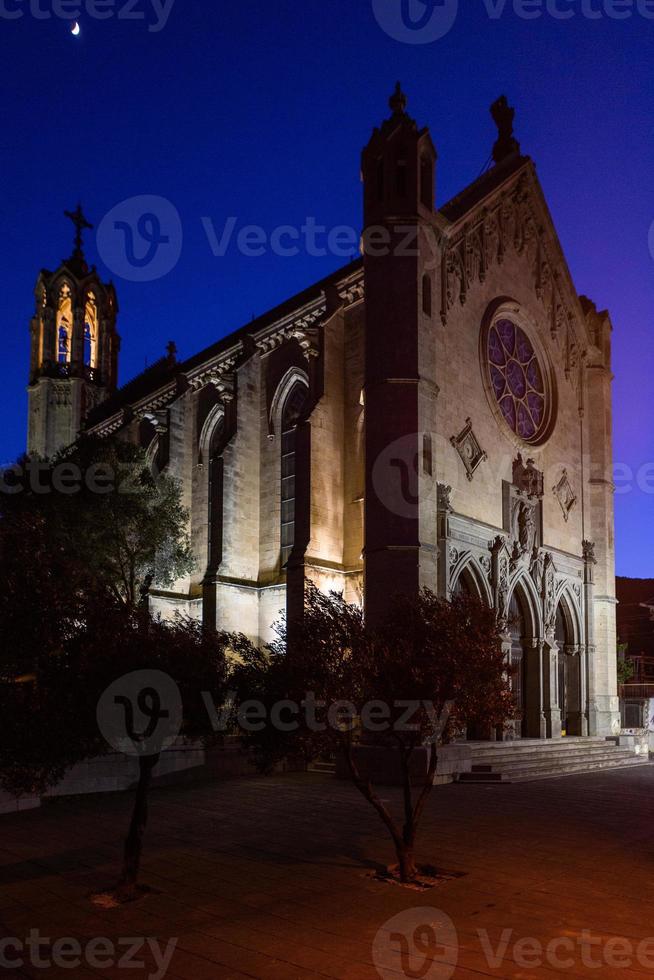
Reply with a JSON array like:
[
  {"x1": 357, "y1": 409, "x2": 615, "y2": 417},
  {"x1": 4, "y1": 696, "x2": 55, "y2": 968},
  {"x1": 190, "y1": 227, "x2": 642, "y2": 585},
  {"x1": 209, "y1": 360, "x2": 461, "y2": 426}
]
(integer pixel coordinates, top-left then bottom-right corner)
[
  {"x1": 508, "y1": 590, "x2": 528, "y2": 739},
  {"x1": 555, "y1": 595, "x2": 584, "y2": 736},
  {"x1": 508, "y1": 576, "x2": 545, "y2": 740},
  {"x1": 451, "y1": 560, "x2": 493, "y2": 606}
]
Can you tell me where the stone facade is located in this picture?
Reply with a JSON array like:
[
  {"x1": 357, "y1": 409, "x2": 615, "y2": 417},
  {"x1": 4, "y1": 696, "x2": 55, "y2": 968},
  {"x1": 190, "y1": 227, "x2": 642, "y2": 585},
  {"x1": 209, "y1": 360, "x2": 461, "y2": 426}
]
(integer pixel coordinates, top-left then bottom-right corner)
[{"x1": 30, "y1": 89, "x2": 620, "y2": 739}]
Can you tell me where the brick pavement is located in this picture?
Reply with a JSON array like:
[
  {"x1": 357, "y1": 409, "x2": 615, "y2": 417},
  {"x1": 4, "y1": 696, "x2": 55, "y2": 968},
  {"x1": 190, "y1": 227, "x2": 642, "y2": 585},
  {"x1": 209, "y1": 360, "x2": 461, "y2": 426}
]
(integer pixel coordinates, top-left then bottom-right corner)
[{"x1": 1, "y1": 766, "x2": 654, "y2": 978}]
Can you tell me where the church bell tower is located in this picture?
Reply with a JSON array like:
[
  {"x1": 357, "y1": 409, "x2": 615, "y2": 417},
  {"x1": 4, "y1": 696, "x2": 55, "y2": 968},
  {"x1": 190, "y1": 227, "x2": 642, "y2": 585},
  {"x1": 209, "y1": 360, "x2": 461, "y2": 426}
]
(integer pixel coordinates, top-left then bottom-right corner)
[
  {"x1": 27, "y1": 206, "x2": 120, "y2": 459},
  {"x1": 361, "y1": 84, "x2": 441, "y2": 626}
]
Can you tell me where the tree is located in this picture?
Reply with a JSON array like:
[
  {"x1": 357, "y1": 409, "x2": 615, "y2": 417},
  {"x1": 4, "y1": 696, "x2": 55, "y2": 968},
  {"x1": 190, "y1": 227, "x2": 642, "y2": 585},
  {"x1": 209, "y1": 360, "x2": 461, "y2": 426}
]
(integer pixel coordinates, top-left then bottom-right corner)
[
  {"x1": 0, "y1": 438, "x2": 224, "y2": 901},
  {"x1": 0, "y1": 435, "x2": 194, "y2": 612},
  {"x1": 236, "y1": 585, "x2": 515, "y2": 883},
  {"x1": 617, "y1": 641, "x2": 635, "y2": 686},
  {"x1": 0, "y1": 601, "x2": 234, "y2": 902}
]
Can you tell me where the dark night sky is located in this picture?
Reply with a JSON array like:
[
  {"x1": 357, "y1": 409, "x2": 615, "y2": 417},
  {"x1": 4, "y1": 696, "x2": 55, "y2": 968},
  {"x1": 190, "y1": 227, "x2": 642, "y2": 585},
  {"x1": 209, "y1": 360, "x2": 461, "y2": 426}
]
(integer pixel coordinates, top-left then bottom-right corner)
[{"x1": 1, "y1": 1, "x2": 652, "y2": 575}]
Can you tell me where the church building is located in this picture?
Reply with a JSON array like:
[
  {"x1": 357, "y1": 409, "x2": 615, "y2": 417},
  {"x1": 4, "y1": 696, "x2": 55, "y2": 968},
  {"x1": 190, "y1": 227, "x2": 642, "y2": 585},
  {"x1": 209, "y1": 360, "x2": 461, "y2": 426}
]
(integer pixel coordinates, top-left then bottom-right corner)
[{"x1": 27, "y1": 87, "x2": 619, "y2": 740}]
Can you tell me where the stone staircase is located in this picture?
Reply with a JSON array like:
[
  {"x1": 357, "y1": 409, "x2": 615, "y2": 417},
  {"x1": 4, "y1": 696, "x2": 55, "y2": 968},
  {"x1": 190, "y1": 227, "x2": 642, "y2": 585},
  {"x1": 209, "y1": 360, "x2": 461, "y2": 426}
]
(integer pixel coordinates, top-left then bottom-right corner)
[
  {"x1": 458, "y1": 737, "x2": 651, "y2": 784},
  {"x1": 307, "y1": 760, "x2": 337, "y2": 775}
]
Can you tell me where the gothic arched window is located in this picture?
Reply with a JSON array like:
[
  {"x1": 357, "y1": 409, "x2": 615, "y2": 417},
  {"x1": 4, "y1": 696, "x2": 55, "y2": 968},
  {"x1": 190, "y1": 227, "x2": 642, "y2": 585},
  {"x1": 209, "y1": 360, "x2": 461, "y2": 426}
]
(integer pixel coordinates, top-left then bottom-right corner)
[
  {"x1": 207, "y1": 416, "x2": 225, "y2": 573},
  {"x1": 280, "y1": 382, "x2": 307, "y2": 567},
  {"x1": 84, "y1": 323, "x2": 93, "y2": 367},
  {"x1": 84, "y1": 292, "x2": 99, "y2": 370},
  {"x1": 422, "y1": 274, "x2": 432, "y2": 317},
  {"x1": 58, "y1": 325, "x2": 70, "y2": 364},
  {"x1": 56, "y1": 283, "x2": 72, "y2": 366}
]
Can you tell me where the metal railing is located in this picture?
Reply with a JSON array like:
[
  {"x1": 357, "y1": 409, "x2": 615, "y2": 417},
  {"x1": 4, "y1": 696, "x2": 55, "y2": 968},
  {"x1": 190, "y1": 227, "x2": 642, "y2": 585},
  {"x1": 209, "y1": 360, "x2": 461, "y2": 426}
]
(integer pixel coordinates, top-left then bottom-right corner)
[{"x1": 620, "y1": 683, "x2": 654, "y2": 700}]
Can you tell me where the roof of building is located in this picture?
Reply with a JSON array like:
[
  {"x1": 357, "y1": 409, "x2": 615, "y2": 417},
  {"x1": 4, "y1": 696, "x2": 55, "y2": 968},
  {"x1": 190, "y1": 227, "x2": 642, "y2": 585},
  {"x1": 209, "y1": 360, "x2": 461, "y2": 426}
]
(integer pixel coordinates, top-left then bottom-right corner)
[
  {"x1": 617, "y1": 577, "x2": 654, "y2": 607},
  {"x1": 86, "y1": 258, "x2": 363, "y2": 428},
  {"x1": 439, "y1": 152, "x2": 528, "y2": 224}
]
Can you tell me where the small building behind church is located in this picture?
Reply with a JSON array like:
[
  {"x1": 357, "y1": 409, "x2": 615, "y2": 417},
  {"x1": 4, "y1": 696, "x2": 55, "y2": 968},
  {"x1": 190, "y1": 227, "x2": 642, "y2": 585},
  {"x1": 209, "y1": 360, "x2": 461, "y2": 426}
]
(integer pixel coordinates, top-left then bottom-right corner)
[{"x1": 26, "y1": 88, "x2": 620, "y2": 742}]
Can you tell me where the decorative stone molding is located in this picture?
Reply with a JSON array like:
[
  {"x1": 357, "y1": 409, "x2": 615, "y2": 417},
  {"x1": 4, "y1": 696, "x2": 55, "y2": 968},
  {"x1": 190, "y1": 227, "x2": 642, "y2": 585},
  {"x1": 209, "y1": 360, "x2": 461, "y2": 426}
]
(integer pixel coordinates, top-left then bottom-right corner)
[
  {"x1": 488, "y1": 534, "x2": 511, "y2": 626},
  {"x1": 510, "y1": 497, "x2": 539, "y2": 563},
  {"x1": 582, "y1": 540, "x2": 597, "y2": 565},
  {"x1": 52, "y1": 383, "x2": 72, "y2": 407},
  {"x1": 440, "y1": 168, "x2": 587, "y2": 400},
  {"x1": 543, "y1": 552, "x2": 557, "y2": 635},
  {"x1": 450, "y1": 418, "x2": 487, "y2": 482},
  {"x1": 255, "y1": 308, "x2": 325, "y2": 356},
  {"x1": 187, "y1": 356, "x2": 239, "y2": 393},
  {"x1": 552, "y1": 469, "x2": 577, "y2": 522},
  {"x1": 437, "y1": 483, "x2": 453, "y2": 512},
  {"x1": 505, "y1": 455, "x2": 543, "y2": 568},
  {"x1": 512, "y1": 453, "x2": 543, "y2": 498},
  {"x1": 291, "y1": 324, "x2": 321, "y2": 359}
]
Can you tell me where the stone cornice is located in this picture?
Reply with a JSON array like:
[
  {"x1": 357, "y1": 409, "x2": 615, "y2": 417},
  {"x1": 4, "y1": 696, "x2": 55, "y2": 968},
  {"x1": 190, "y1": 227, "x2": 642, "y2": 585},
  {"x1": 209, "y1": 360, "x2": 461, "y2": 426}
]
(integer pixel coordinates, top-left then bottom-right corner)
[{"x1": 88, "y1": 267, "x2": 365, "y2": 436}]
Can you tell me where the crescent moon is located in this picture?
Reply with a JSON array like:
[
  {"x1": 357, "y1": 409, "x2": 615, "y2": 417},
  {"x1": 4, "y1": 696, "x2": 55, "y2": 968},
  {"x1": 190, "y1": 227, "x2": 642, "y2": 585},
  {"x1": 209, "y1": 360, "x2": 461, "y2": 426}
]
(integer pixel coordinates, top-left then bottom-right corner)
[{"x1": 71, "y1": 21, "x2": 81, "y2": 35}]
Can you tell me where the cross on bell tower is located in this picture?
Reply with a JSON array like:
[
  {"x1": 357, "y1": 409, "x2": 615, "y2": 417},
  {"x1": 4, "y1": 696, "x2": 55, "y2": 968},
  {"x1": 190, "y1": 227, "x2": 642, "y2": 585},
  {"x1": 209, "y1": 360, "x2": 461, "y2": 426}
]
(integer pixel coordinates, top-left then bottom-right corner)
[{"x1": 64, "y1": 203, "x2": 93, "y2": 258}]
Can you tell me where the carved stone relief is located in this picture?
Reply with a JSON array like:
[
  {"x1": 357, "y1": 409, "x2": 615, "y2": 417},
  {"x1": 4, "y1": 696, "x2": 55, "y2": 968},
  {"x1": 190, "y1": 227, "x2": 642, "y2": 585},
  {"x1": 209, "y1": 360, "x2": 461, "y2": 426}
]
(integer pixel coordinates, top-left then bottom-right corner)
[
  {"x1": 553, "y1": 469, "x2": 577, "y2": 522},
  {"x1": 450, "y1": 418, "x2": 487, "y2": 482},
  {"x1": 440, "y1": 171, "x2": 587, "y2": 401}
]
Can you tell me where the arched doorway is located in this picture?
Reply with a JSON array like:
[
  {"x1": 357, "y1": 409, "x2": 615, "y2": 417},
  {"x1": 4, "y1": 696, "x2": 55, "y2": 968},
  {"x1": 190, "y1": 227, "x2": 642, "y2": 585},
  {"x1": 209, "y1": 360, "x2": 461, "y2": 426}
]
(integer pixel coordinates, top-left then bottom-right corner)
[
  {"x1": 452, "y1": 566, "x2": 476, "y2": 600},
  {"x1": 555, "y1": 599, "x2": 582, "y2": 736},
  {"x1": 453, "y1": 564, "x2": 498, "y2": 740},
  {"x1": 508, "y1": 591, "x2": 527, "y2": 738}
]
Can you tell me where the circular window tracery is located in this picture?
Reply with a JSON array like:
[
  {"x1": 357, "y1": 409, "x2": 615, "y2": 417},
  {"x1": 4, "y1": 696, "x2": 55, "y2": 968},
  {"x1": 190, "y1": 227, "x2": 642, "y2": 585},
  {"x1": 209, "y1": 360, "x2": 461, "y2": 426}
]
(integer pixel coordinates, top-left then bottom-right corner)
[{"x1": 486, "y1": 317, "x2": 550, "y2": 444}]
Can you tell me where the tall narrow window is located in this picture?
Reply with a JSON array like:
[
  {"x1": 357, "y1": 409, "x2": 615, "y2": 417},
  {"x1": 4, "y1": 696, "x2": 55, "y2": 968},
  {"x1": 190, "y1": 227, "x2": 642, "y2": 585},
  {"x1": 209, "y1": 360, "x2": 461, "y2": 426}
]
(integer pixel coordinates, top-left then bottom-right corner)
[
  {"x1": 207, "y1": 417, "x2": 225, "y2": 573},
  {"x1": 56, "y1": 283, "x2": 72, "y2": 365},
  {"x1": 422, "y1": 274, "x2": 432, "y2": 317},
  {"x1": 58, "y1": 324, "x2": 70, "y2": 364},
  {"x1": 280, "y1": 383, "x2": 307, "y2": 567},
  {"x1": 83, "y1": 323, "x2": 93, "y2": 366},
  {"x1": 84, "y1": 292, "x2": 98, "y2": 370}
]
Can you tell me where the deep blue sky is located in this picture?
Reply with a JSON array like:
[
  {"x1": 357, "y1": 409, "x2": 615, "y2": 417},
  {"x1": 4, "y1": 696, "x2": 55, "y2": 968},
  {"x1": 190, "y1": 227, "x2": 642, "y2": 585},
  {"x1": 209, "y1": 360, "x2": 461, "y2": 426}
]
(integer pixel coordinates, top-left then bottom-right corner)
[{"x1": 1, "y1": 1, "x2": 652, "y2": 575}]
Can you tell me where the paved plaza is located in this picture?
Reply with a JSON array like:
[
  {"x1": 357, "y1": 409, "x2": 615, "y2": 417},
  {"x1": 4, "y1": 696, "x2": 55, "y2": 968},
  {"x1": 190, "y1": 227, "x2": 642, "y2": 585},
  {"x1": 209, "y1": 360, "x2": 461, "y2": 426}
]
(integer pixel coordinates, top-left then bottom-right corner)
[{"x1": 1, "y1": 765, "x2": 654, "y2": 978}]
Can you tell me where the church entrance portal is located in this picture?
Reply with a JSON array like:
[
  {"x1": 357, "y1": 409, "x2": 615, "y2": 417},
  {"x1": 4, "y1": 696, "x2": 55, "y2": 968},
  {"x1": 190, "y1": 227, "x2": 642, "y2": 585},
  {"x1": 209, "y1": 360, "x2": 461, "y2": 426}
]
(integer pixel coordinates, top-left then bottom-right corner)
[{"x1": 555, "y1": 602, "x2": 582, "y2": 736}]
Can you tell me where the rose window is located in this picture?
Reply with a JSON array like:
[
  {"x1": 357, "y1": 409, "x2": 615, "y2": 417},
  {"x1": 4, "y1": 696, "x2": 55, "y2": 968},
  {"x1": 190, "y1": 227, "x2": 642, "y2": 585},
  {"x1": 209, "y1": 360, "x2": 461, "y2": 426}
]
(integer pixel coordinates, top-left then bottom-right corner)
[{"x1": 487, "y1": 318, "x2": 548, "y2": 443}]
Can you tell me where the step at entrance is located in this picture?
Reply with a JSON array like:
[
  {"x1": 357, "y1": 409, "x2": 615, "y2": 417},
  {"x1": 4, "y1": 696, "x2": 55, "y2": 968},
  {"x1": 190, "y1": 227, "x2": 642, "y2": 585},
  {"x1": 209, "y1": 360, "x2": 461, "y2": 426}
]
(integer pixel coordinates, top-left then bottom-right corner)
[{"x1": 458, "y1": 737, "x2": 651, "y2": 783}]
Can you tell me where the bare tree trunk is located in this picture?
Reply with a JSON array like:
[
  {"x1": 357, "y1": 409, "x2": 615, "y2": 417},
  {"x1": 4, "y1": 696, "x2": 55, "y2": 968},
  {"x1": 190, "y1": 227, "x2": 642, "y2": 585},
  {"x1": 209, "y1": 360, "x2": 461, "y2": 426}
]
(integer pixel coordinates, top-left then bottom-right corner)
[
  {"x1": 344, "y1": 741, "x2": 419, "y2": 882},
  {"x1": 397, "y1": 741, "x2": 418, "y2": 882},
  {"x1": 396, "y1": 741, "x2": 440, "y2": 882},
  {"x1": 397, "y1": 844, "x2": 418, "y2": 882},
  {"x1": 118, "y1": 752, "x2": 159, "y2": 899}
]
